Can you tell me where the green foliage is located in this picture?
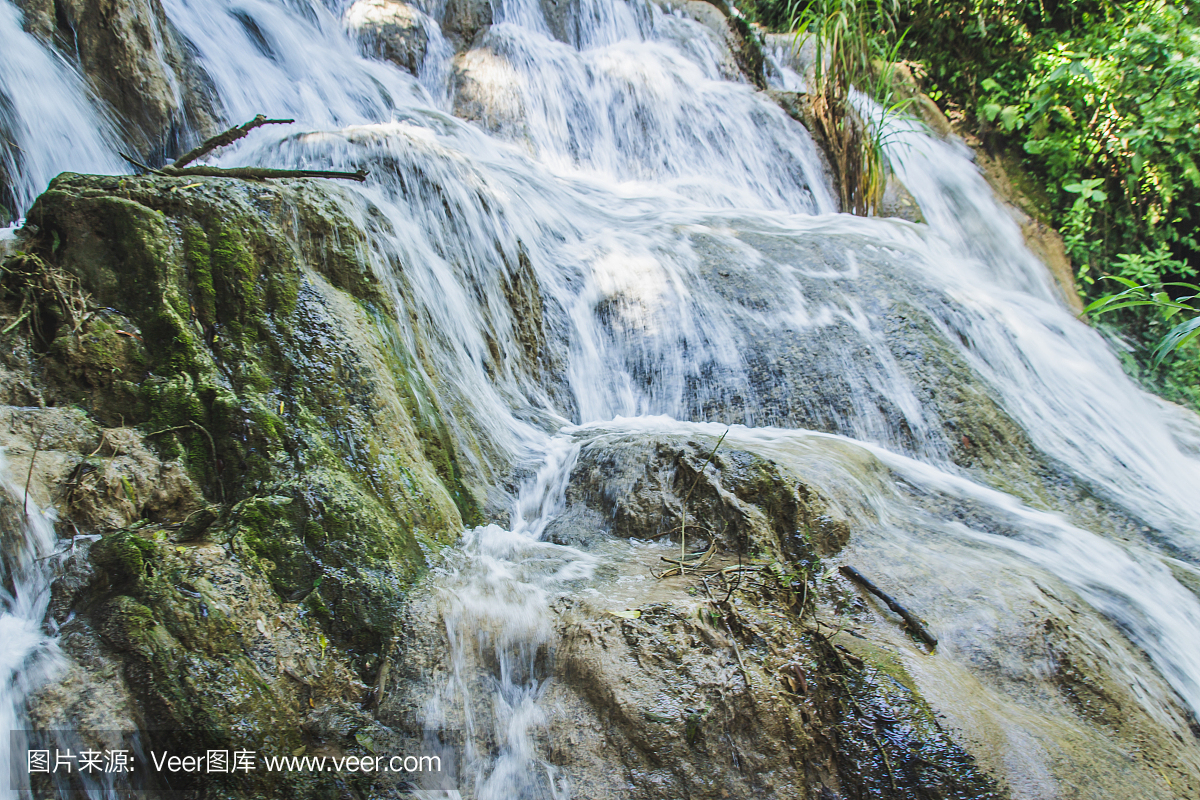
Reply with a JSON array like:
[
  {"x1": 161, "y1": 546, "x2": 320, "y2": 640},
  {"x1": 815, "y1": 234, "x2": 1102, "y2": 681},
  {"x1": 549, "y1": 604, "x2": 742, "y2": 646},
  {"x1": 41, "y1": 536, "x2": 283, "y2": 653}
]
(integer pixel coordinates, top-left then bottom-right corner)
[
  {"x1": 1086, "y1": 276, "x2": 1200, "y2": 363},
  {"x1": 785, "y1": 0, "x2": 914, "y2": 214},
  {"x1": 881, "y1": 1, "x2": 1200, "y2": 401}
]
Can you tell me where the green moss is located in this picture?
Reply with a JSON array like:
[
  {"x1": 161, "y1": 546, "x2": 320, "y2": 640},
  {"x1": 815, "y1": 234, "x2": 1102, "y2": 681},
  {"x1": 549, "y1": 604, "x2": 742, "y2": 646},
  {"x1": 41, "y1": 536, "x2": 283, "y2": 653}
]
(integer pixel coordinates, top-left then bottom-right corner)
[
  {"x1": 374, "y1": 314, "x2": 482, "y2": 527},
  {"x1": 183, "y1": 224, "x2": 216, "y2": 325},
  {"x1": 98, "y1": 595, "x2": 158, "y2": 652},
  {"x1": 92, "y1": 530, "x2": 157, "y2": 587},
  {"x1": 29, "y1": 174, "x2": 466, "y2": 646},
  {"x1": 210, "y1": 226, "x2": 261, "y2": 315}
]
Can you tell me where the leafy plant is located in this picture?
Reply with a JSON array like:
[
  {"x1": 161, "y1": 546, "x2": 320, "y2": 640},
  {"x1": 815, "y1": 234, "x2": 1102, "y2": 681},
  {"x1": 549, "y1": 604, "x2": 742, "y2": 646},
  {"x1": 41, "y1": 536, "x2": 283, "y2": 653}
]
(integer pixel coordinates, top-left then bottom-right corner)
[
  {"x1": 1085, "y1": 276, "x2": 1200, "y2": 364},
  {"x1": 880, "y1": 0, "x2": 1200, "y2": 405},
  {"x1": 791, "y1": 0, "x2": 914, "y2": 214}
]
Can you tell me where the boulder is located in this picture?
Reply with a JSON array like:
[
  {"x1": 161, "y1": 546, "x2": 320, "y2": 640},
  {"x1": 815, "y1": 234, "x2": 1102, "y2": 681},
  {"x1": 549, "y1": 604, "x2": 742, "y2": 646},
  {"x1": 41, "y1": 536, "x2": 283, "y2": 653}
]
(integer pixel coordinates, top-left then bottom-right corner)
[
  {"x1": 442, "y1": 0, "x2": 493, "y2": 50},
  {"x1": 345, "y1": 0, "x2": 429, "y2": 76},
  {"x1": 16, "y1": 0, "x2": 219, "y2": 161}
]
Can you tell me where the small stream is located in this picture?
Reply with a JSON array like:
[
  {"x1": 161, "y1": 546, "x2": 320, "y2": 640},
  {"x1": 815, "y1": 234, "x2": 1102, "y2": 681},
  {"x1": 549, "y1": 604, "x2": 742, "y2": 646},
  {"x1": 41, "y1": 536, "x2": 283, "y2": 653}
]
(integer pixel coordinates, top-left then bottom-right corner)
[{"x1": 0, "y1": 455, "x2": 66, "y2": 799}]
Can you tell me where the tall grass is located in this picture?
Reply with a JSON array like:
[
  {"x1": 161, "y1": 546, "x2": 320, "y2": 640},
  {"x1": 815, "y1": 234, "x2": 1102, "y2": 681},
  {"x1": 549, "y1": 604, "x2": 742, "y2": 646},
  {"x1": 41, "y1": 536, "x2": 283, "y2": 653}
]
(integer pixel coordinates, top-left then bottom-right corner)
[{"x1": 791, "y1": 0, "x2": 912, "y2": 215}]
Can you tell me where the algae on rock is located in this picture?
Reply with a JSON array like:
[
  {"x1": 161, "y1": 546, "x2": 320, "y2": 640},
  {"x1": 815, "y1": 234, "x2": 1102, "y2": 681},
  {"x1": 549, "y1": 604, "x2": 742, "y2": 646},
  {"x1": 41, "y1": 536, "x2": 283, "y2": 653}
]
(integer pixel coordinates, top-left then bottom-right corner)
[{"x1": 0, "y1": 171, "x2": 499, "y2": 796}]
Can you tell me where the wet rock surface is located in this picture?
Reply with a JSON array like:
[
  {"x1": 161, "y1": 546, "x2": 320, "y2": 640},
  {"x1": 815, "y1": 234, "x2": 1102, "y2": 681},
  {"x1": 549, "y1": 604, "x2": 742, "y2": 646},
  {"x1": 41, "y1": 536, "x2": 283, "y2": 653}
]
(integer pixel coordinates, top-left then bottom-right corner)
[
  {"x1": 15, "y1": 0, "x2": 219, "y2": 160},
  {"x1": 384, "y1": 433, "x2": 1005, "y2": 799},
  {"x1": 346, "y1": 0, "x2": 430, "y2": 76},
  {"x1": 0, "y1": 173, "x2": 490, "y2": 796}
]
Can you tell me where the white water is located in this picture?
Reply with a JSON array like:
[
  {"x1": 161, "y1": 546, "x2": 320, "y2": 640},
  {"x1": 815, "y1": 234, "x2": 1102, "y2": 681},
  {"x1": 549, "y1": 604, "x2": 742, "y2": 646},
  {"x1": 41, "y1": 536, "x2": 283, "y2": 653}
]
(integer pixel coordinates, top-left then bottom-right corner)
[
  {"x1": 0, "y1": 455, "x2": 66, "y2": 800},
  {"x1": 3, "y1": 0, "x2": 1200, "y2": 796},
  {"x1": 0, "y1": 2, "x2": 125, "y2": 217}
]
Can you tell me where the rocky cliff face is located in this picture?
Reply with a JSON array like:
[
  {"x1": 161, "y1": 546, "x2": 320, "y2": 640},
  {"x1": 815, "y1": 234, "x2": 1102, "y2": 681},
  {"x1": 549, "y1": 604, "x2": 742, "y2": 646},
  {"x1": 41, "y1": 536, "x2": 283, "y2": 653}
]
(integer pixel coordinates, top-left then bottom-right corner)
[
  {"x1": 2, "y1": 172, "x2": 485, "y2": 796},
  {"x1": 15, "y1": 0, "x2": 219, "y2": 160},
  {"x1": 0, "y1": 172, "x2": 1009, "y2": 798},
  {"x1": 4, "y1": 1, "x2": 1197, "y2": 799}
]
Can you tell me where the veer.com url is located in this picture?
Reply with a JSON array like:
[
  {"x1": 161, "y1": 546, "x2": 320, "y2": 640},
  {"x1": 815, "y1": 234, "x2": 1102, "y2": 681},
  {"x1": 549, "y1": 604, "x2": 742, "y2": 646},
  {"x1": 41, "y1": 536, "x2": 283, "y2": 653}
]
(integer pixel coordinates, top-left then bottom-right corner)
[{"x1": 262, "y1": 753, "x2": 441, "y2": 774}]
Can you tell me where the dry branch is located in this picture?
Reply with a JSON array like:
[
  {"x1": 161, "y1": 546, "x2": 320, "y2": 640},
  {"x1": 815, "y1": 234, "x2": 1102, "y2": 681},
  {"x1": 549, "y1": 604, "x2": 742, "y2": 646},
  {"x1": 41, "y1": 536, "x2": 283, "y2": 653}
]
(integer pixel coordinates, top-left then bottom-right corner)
[
  {"x1": 23, "y1": 427, "x2": 45, "y2": 519},
  {"x1": 679, "y1": 429, "x2": 728, "y2": 574},
  {"x1": 172, "y1": 114, "x2": 294, "y2": 169},
  {"x1": 120, "y1": 114, "x2": 367, "y2": 183},
  {"x1": 839, "y1": 565, "x2": 937, "y2": 647},
  {"x1": 160, "y1": 165, "x2": 367, "y2": 182}
]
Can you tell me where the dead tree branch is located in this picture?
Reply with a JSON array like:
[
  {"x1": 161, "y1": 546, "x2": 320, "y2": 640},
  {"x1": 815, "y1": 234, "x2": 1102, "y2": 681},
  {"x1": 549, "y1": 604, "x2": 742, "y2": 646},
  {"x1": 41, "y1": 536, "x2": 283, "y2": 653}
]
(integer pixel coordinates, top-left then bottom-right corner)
[
  {"x1": 839, "y1": 565, "x2": 938, "y2": 647},
  {"x1": 159, "y1": 165, "x2": 367, "y2": 182},
  {"x1": 172, "y1": 114, "x2": 294, "y2": 169},
  {"x1": 121, "y1": 115, "x2": 367, "y2": 182}
]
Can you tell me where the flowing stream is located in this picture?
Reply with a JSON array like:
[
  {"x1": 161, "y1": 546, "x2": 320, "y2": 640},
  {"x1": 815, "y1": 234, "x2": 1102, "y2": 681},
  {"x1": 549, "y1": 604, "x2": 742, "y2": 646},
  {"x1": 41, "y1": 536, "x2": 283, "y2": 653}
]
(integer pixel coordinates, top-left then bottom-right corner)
[
  {"x1": 0, "y1": 456, "x2": 66, "y2": 799},
  {"x1": 3, "y1": 0, "x2": 1200, "y2": 797}
]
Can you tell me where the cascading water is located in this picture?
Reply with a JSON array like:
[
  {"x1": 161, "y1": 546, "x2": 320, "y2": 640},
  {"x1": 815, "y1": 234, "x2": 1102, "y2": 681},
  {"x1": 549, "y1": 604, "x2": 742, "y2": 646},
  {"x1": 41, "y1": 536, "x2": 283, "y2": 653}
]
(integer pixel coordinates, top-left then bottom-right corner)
[
  {"x1": 0, "y1": 2, "x2": 124, "y2": 221},
  {"x1": 3, "y1": 0, "x2": 1200, "y2": 796},
  {"x1": 422, "y1": 435, "x2": 592, "y2": 799},
  {"x1": 0, "y1": 455, "x2": 66, "y2": 800}
]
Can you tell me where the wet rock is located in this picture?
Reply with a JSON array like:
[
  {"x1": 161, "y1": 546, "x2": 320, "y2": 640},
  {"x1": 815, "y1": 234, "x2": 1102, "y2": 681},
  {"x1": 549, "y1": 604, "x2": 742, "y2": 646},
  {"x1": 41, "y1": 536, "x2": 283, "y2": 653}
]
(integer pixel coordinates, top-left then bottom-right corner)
[
  {"x1": 560, "y1": 433, "x2": 850, "y2": 562},
  {"x1": 18, "y1": 173, "x2": 473, "y2": 650},
  {"x1": 16, "y1": 0, "x2": 220, "y2": 160},
  {"x1": 387, "y1": 442, "x2": 1000, "y2": 799},
  {"x1": 442, "y1": 0, "x2": 493, "y2": 50},
  {"x1": 0, "y1": 170, "x2": 503, "y2": 797},
  {"x1": 543, "y1": 593, "x2": 1000, "y2": 800},
  {"x1": 879, "y1": 173, "x2": 924, "y2": 223},
  {"x1": 452, "y1": 43, "x2": 531, "y2": 144},
  {"x1": 345, "y1": 0, "x2": 429, "y2": 76}
]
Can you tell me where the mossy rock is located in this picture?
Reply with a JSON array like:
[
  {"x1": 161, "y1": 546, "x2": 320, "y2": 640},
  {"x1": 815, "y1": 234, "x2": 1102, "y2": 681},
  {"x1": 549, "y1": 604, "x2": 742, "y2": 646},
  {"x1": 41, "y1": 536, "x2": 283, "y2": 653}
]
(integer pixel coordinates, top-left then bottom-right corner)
[
  {"x1": 23, "y1": 174, "x2": 471, "y2": 648},
  {"x1": 91, "y1": 530, "x2": 157, "y2": 588}
]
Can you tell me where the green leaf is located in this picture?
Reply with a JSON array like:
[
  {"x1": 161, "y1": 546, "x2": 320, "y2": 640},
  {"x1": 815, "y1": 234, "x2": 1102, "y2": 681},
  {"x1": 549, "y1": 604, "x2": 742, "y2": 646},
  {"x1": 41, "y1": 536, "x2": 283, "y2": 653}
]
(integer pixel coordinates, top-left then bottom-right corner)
[
  {"x1": 1089, "y1": 300, "x2": 1161, "y2": 314},
  {"x1": 999, "y1": 106, "x2": 1022, "y2": 130},
  {"x1": 1182, "y1": 157, "x2": 1200, "y2": 188},
  {"x1": 1154, "y1": 316, "x2": 1200, "y2": 365}
]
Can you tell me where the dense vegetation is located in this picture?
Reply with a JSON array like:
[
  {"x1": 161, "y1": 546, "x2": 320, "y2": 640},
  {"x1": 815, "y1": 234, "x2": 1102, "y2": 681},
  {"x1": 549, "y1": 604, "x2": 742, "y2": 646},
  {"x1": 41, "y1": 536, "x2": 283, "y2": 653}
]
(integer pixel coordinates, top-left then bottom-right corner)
[{"x1": 737, "y1": 0, "x2": 1200, "y2": 409}]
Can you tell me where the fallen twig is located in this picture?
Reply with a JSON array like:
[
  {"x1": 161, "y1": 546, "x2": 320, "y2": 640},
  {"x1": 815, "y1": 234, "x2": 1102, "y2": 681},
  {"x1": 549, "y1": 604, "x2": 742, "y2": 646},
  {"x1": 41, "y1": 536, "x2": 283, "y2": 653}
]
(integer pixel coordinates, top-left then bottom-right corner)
[
  {"x1": 160, "y1": 165, "x2": 367, "y2": 182},
  {"x1": 660, "y1": 536, "x2": 717, "y2": 567},
  {"x1": 700, "y1": 574, "x2": 748, "y2": 680},
  {"x1": 23, "y1": 428, "x2": 45, "y2": 520},
  {"x1": 679, "y1": 429, "x2": 728, "y2": 575},
  {"x1": 145, "y1": 421, "x2": 225, "y2": 503},
  {"x1": 1, "y1": 306, "x2": 30, "y2": 336},
  {"x1": 839, "y1": 565, "x2": 937, "y2": 647},
  {"x1": 121, "y1": 115, "x2": 366, "y2": 182},
  {"x1": 119, "y1": 152, "x2": 161, "y2": 175},
  {"x1": 172, "y1": 114, "x2": 294, "y2": 168}
]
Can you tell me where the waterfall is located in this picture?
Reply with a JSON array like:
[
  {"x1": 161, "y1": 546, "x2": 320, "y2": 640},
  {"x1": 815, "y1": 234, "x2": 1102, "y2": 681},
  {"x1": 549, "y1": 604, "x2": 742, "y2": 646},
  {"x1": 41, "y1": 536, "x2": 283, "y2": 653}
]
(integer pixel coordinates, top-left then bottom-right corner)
[
  {"x1": 3, "y1": 0, "x2": 1200, "y2": 796},
  {"x1": 0, "y1": 1, "x2": 124, "y2": 221},
  {"x1": 0, "y1": 454, "x2": 66, "y2": 799}
]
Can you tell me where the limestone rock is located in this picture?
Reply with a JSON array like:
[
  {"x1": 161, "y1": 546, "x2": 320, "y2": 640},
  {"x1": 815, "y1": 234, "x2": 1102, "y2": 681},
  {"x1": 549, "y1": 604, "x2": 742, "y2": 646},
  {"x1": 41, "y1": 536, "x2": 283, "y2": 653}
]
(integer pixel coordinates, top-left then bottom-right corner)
[
  {"x1": 442, "y1": 0, "x2": 493, "y2": 50},
  {"x1": 0, "y1": 171, "x2": 496, "y2": 797},
  {"x1": 452, "y1": 44, "x2": 531, "y2": 143},
  {"x1": 345, "y1": 0, "x2": 429, "y2": 76},
  {"x1": 879, "y1": 172, "x2": 924, "y2": 223},
  {"x1": 16, "y1": 0, "x2": 219, "y2": 160}
]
